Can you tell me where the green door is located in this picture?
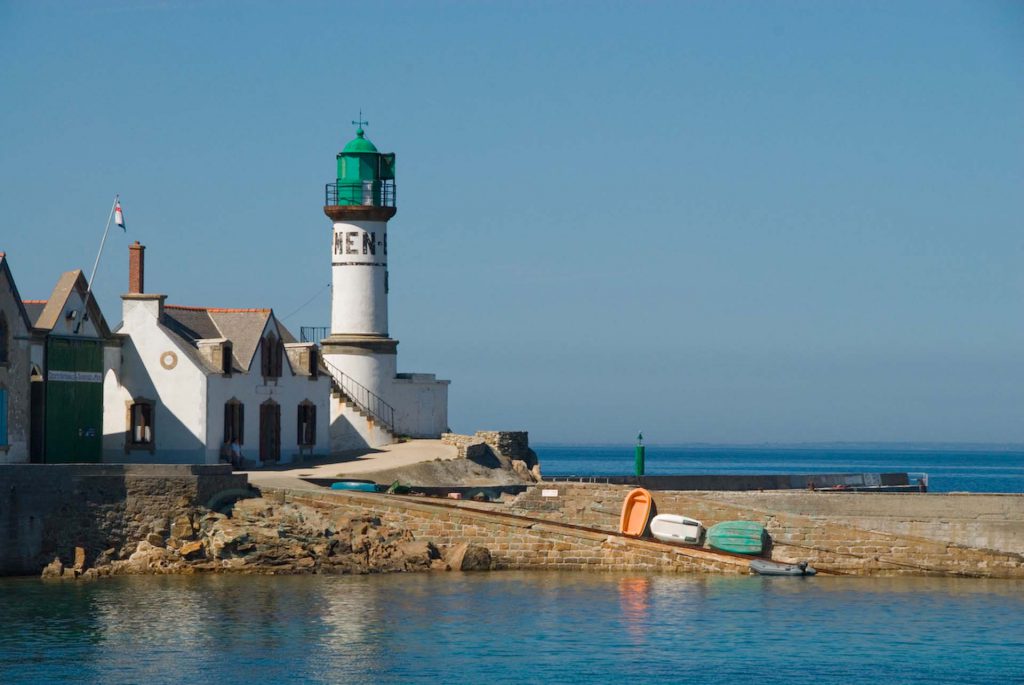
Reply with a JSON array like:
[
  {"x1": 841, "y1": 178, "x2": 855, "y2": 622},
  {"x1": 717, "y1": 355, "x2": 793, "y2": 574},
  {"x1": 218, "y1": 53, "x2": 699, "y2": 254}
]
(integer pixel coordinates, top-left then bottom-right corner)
[{"x1": 44, "y1": 337, "x2": 103, "y2": 463}]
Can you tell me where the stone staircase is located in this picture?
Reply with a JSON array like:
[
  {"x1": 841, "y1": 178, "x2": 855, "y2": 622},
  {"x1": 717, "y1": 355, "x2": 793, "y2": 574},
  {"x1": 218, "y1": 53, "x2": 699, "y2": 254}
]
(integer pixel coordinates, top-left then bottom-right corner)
[{"x1": 330, "y1": 384, "x2": 395, "y2": 444}]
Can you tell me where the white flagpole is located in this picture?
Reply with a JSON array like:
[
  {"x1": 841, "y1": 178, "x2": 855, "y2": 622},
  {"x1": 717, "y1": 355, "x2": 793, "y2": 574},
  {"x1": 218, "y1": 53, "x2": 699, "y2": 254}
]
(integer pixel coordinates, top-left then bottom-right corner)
[
  {"x1": 87, "y1": 194, "x2": 119, "y2": 296},
  {"x1": 78, "y1": 194, "x2": 119, "y2": 332}
]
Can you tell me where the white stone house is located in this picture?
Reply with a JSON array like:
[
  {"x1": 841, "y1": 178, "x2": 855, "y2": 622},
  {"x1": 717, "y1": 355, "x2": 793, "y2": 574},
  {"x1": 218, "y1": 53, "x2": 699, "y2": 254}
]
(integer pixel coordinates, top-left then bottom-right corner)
[{"x1": 103, "y1": 243, "x2": 330, "y2": 465}]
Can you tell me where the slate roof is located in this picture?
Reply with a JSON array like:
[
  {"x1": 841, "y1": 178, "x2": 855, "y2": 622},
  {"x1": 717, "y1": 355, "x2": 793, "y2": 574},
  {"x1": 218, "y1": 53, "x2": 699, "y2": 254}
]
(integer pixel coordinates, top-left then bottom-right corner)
[
  {"x1": 22, "y1": 300, "x2": 47, "y2": 327},
  {"x1": 162, "y1": 305, "x2": 297, "y2": 373},
  {"x1": 0, "y1": 253, "x2": 35, "y2": 332},
  {"x1": 33, "y1": 269, "x2": 112, "y2": 337}
]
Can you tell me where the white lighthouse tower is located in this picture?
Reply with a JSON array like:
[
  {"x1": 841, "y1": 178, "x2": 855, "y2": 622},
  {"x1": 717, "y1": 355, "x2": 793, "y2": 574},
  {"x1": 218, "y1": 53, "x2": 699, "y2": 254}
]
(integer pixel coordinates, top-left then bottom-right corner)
[{"x1": 322, "y1": 119, "x2": 449, "y2": 450}]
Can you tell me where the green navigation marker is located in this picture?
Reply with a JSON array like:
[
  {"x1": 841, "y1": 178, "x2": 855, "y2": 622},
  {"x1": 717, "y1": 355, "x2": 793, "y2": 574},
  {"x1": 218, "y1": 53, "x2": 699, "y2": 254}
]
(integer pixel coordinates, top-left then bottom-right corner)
[{"x1": 635, "y1": 432, "x2": 645, "y2": 477}]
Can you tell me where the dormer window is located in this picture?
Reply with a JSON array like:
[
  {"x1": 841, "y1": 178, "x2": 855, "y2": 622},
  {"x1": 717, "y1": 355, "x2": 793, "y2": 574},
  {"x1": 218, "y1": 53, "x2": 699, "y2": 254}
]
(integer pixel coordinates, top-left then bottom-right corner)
[
  {"x1": 308, "y1": 347, "x2": 318, "y2": 378},
  {"x1": 222, "y1": 342, "x2": 233, "y2": 376},
  {"x1": 260, "y1": 333, "x2": 283, "y2": 378}
]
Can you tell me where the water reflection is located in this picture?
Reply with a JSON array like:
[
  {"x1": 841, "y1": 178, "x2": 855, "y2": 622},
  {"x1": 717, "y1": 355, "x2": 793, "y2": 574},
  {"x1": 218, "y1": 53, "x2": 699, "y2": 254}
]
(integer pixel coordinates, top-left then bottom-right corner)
[
  {"x1": 617, "y1": 576, "x2": 650, "y2": 644},
  {"x1": 1, "y1": 573, "x2": 1023, "y2": 684}
]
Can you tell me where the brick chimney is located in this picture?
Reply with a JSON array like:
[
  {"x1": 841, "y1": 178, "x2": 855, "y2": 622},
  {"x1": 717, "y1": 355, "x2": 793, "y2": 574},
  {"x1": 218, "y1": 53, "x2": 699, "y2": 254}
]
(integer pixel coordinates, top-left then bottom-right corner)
[{"x1": 128, "y1": 241, "x2": 145, "y2": 294}]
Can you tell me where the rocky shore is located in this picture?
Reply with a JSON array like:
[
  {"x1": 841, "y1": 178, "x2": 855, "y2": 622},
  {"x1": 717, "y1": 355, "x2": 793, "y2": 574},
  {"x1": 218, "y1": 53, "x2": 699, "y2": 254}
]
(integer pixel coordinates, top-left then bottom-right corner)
[{"x1": 40, "y1": 497, "x2": 492, "y2": 580}]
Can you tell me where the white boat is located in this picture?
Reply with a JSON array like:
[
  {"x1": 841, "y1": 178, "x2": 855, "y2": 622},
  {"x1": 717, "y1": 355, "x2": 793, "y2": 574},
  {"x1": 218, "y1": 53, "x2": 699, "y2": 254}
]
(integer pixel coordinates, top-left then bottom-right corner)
[{"x1": 650, "y1": 514, "x2": 703, "y2": 544}]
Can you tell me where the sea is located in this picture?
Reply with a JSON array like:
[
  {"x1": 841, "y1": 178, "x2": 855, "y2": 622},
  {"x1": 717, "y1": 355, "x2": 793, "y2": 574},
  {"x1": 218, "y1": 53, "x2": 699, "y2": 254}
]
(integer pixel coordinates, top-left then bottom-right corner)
[
  {"x1": 2, "y1": 573, "x2": 1022, "y2": 684},
  {"x1": 535, "y1": 444, "x2": 1024, "y2": 493},
  {"x1": 2, "y1": 445, "x2": 1023, "y2": 684}
]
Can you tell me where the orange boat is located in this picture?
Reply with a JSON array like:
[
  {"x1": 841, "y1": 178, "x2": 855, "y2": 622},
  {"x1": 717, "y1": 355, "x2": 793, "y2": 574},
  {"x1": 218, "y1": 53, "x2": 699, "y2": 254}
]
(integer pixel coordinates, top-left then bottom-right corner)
[{"x1": 619, "y1": 488, "x2": 654, "y2": 537}]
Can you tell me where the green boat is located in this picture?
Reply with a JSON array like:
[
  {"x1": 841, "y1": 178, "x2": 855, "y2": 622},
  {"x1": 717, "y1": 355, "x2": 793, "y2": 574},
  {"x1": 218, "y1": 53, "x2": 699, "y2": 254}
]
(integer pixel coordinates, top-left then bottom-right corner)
[{"x1": 707, "y1": 521, "x2": 766, "y2": 555}]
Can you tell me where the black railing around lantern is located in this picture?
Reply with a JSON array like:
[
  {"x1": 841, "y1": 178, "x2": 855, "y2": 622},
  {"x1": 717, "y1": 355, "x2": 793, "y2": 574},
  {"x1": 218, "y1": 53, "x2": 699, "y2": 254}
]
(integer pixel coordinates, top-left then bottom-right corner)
[{"x1": 325, "y1": 180, "x2": 396, "y2": 208}]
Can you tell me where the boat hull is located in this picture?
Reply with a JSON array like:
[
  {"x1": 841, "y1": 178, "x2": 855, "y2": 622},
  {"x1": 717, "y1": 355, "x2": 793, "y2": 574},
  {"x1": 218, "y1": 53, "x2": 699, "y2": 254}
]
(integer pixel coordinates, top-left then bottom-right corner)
[
  {"x1": 707, "y1": 520, "x2": 766, "y2": 554},
  {"x1": 330, "y1": 481, "x2": 378, "y2": 492},
  {"x1": 650, "y1": 514, "x2": 703, "y2": 544},
  {"x1": 750, "y1": 559, "x2": 817, "y2": 576},
  {"x1": 619, "y1": 488, "x2": 654, "y2": 537}
]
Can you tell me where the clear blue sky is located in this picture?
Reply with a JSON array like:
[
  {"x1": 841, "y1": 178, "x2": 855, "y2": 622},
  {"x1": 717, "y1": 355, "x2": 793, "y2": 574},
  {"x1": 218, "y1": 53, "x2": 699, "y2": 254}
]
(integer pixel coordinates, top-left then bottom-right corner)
[{"x1": 2, "y1": 1, "x2": 1022, "y2": 444}]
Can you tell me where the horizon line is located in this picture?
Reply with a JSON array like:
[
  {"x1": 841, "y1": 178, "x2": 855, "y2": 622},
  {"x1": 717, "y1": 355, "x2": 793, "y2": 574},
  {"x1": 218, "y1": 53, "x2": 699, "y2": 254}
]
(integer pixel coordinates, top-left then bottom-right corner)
[{"x1": 531, "y1": 441, "x2": 1024, "y2": 451}]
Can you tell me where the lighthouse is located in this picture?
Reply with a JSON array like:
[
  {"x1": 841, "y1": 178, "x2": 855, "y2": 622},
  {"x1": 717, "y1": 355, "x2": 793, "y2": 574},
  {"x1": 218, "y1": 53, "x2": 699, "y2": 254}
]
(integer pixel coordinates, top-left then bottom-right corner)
[
  {"x1": 326, "y1": 121, "x2": 396, "y2": 344},
  {"x1": 322, "y1": 119, "x2": 449, "y2": 448}
]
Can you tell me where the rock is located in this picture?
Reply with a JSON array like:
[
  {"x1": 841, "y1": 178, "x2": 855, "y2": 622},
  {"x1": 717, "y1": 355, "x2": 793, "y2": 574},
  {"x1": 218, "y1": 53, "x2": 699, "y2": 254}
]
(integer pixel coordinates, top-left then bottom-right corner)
[
  {"x1": 351, "y1": 534, "x2": 371, "y2": 554},
  {"x1": 41, "y1": 557, "x2": 64, "y2": 579},
  {"x1": 307, "y1": 542, "x2": 331, "y2": 559},
  {"x1": 206, "y1": 521, "x2": 251, "y2": 559},
  {"x1": 294, "y1": 557, "x2": 316, "y2": 569},
  {"x1": 149, "y1": 517, "x2": 170, "y2": 536},
  {"x1": 124, "y1": 540, "x2": 171, "y2": 572},
  {"x1": 49, "y1": 495, "x2": 491, "y2": 579},
  {"x1": 397, "y1": 540, "x2": 439, "y2": 569},
  {"x1": 95, "y1": 548, "x2": 117, "y2": 567},
  {"x1": 511, "y1": 459, "x2": 539, "y2": 482},
  {"x1": 445, "y1": 543, "x2": 492, "y2": 571},
  {"x1": 170, "y1": 515, "x2": 194, "y2": 540},
  {"x1": 460, "y1": 545, "x2": 491, "y2": 571},
  {"x1": 179, "y1": 540, "x2": 204, "y2": 560}
]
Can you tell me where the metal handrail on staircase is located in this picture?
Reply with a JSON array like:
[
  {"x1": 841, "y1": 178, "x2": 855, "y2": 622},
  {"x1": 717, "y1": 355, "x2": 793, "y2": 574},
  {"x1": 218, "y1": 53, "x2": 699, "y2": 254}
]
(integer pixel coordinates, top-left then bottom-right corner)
[{"x1": 322, "y1": 357, "x2": 395, "y2": 434}]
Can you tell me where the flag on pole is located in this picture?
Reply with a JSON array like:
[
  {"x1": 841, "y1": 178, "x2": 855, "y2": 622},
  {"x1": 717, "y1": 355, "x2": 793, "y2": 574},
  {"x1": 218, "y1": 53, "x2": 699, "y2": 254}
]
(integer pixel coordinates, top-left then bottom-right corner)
[{"x1": 114, "y1": 200, "x2": 126, "y2": 231}]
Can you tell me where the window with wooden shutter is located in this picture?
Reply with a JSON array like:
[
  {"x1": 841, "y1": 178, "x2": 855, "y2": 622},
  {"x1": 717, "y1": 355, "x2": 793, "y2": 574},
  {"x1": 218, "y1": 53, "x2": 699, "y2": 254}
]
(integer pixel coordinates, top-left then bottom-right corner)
[
  {"x1": 129, "y1": 400, "x2": 154, "y2": 446},
  {"x1": 0, "y1": 314, "x2": 8, "y2": 365},
  {"x1": 297, "y1": 401, "x2": 316, "y2": 446},
  {"x1": 222, "y1": 343, "x2": 233, "y2": 376},
  {"x1": 260, "y1": 399, "x2": 280, "y2": 462},
  {"x1": 224, "y1": 399, "x2": 244, "y2": 444},
  {"x1": 262, "y1": 333, "x2": 282, "y2": 378},
  {"x1": 0, "y1": 388, "x2": 8, "y2": 447}
]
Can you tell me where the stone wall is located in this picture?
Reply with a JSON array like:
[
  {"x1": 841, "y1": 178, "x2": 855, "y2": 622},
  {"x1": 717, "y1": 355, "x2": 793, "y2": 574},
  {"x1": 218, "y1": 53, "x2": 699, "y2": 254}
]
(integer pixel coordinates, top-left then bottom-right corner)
[
  {"x1": 0, "y1": 464, "x2": 250, "y2": 575},
  {"x1": 441, "y1": 431, "x2": 540, "y2": 480},
  {"x1": 268, "y1": 488, "x2": 749, "y2": 574},
  {"x1": 0, "y1": 261, "x2": 33, "y2": 463},
  {"x1": 510, "y1": 484, "x2": 1024, "y2": 578}
]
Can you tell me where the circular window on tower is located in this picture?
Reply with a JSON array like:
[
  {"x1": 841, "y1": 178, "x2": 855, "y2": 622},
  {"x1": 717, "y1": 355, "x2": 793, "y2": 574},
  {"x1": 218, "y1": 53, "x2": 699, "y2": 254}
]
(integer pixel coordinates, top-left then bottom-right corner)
[{"x1": 160, "y1": 351, "x2": 178, "y2": 370}]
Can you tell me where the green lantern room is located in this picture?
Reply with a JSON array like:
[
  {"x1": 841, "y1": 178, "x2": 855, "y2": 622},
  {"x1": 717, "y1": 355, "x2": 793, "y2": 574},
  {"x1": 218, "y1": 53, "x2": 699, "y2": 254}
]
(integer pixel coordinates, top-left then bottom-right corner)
[{"x1": 328, "y1": 119, "x2": 396, "y2": 208}]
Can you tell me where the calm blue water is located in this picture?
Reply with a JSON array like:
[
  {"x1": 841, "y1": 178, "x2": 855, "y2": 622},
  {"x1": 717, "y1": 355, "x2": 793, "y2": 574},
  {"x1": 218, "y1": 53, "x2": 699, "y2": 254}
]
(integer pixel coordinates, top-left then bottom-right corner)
[
  {"x1": 2, "y1": 573, "x2": 1022, "y2": 684},
  {"x1": 535, "y1": 445, "x2": 1024, "y2": 493}
]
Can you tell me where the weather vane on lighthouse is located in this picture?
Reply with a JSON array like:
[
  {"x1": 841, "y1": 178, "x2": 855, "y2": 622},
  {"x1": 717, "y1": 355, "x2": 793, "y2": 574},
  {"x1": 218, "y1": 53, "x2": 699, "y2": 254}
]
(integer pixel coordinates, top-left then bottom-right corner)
[{"x1": 352, "y1": 110, "x2": 369, "y2": 135}]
